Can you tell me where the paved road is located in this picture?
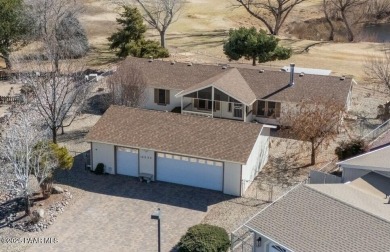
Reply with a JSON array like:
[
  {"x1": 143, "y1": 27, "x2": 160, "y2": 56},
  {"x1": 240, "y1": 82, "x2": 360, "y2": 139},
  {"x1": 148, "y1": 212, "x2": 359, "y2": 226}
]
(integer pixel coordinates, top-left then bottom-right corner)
[{"x1": 25, "y1": 156, "x2": 230, "y2": 252}]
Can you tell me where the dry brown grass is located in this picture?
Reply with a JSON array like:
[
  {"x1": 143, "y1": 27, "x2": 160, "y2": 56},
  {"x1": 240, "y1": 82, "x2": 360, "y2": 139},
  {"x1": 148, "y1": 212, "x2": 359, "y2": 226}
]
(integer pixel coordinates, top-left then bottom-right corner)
[{"x1": 0, "y1": 0, "x2": 388, "y2": 81}]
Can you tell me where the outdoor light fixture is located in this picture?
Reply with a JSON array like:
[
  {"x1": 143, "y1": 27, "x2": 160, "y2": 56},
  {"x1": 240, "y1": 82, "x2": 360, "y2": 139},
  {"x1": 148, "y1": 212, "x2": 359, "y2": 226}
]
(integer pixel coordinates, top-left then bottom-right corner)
[
  {"x1": 257, "y1": 237, "x2": 262, "y2": 247},
  {"x1": 151, "y1": 208, "x2": 161, "y2": 252}
]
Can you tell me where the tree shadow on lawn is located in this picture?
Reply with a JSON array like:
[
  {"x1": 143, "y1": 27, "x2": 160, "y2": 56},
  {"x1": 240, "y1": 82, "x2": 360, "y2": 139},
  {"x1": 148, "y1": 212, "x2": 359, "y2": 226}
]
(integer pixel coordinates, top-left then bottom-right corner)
[
  {"x1": 54, "y1": 152, "x2": 235, "y2": 212},
  {"x1": 0, "y1": 197, "x2": 27, "y2": 229}
]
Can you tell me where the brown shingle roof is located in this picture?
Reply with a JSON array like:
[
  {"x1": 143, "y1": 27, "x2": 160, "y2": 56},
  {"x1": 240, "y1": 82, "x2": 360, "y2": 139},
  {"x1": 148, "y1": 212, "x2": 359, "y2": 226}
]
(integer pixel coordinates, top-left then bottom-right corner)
[
  {"x1": 177, "y1": 68, "x2": 257, "y2": 105},
  {"x1": 246, "y1": 185, "x2": 390, "y2": 252},
  {"x1": 85, "y1": 106, "x2": 263, "y2": 164},
  {"x1": 127, "y1": 57, "x2": 353, "y2": 106}
]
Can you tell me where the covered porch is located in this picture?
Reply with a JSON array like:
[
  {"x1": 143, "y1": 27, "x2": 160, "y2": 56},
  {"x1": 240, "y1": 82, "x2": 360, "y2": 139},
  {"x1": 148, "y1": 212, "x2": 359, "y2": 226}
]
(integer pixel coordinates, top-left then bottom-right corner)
[{"x1": 179, "y1": 86, "x2": 253, "y2": 122}]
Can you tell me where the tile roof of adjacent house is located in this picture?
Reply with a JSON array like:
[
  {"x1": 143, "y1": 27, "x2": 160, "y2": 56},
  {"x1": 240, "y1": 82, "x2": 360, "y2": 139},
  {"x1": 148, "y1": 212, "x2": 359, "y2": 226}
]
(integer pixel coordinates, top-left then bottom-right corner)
[
  {"x1": 337, "y1": 145, "x2": 390, "y2": 171},
  {"x1": 245, "y1": 183, "x2": 390, "y2": 252},
  {"x1": 176, "y1": 68, "x2": 257, "y2": 105},
  {"x1": 127, "y1": 57, "x2": 353, "y2": 106},
  {"x1": 84, "y1": 106, "x2": 264, "y2": 164}
]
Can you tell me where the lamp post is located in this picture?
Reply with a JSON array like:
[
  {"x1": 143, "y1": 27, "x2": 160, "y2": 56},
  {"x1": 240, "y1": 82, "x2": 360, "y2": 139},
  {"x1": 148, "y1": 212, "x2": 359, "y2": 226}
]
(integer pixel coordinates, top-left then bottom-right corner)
[{"x1": 151, "y1": 208, "x2": 161, "y2": 252}]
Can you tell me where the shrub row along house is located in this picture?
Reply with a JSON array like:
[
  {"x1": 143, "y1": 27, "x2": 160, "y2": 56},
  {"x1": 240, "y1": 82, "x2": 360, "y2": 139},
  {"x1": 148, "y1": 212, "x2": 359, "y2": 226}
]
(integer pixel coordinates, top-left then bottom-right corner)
[{"x1": 85, "y1": 57, "x2": 354, "y2": 195}]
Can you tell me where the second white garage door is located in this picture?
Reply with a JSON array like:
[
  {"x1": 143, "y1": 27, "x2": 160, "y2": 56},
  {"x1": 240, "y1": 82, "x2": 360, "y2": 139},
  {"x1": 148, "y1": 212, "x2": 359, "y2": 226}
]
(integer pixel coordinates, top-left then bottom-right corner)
[
  {"x1": 116, "y1": 147, "x2": 139, "y2": 176},
  {"x1": 156, "y1": 153, "x2": 223, "y2": 191}
]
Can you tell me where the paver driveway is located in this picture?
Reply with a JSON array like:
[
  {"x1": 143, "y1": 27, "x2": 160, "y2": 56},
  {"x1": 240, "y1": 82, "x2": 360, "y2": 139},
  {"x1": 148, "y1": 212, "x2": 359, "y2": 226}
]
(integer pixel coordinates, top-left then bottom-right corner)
[{"x1": 25, "y1": 155, "x2": 232, "y2": 252}]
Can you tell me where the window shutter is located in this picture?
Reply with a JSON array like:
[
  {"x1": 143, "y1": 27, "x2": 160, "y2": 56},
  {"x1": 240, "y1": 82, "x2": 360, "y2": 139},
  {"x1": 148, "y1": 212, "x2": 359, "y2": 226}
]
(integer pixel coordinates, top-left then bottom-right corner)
[
  {"x1": 165, "y1": 90, "x2": 170, "y2": 104},
  {"x1": 215, "y1": 101, "x2": 220, "y2": 111},
  {"x1": 194, "y1": 98, "x2": 199, "y2": 108},
  {"x1": 154, "y1": 89, "x2": 158, "y2": 104},
  {"x1": 275, "y1": 102, "x2": 281, "y2": 118},
  {"x1": 253, "y1": 101, "x2": 258, "y2": 115}
]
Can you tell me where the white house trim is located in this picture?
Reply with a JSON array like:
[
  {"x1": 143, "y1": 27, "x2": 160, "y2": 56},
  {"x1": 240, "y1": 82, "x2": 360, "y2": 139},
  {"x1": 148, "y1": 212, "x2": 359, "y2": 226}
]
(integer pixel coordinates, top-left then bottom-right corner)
[
  {"x1": 176, "y1": 84, "x2": 256, "y2": 106},
  {"x1": 243, "y1": 226, "x2": 294, "y2": 252},
  {"x1": 87, "y1": 140, "x2": 246, "y2": 165}
]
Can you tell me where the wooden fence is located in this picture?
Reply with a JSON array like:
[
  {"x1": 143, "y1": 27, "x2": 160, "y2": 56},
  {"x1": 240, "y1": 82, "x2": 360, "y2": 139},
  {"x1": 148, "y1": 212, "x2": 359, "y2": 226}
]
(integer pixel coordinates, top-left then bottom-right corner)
[{"x1": 0, "y1": 95, "x2": 23, "y2": 104}]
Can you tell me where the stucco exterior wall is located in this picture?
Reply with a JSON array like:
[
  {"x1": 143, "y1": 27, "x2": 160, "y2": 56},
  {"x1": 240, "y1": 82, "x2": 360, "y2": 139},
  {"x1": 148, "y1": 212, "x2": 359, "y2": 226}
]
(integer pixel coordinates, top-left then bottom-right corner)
[
  {"x1": 223, "y1": 162, "x2": 241, "y2": 196},
  {"x1": 241, "y1": 127, "x2": 270, "y2": 193},
  {"x1": 342, "y1": 168, "x2": 371, "y2": 182},
  {"x1": 143, "y1": 87, "x2": 181, "y2": 111},
  {"x1": 91, "y1": 142, "x2": 115, "y2": 174},
  {"x1": 139, "y1": 149, "x2": 155, "y2": 180}
]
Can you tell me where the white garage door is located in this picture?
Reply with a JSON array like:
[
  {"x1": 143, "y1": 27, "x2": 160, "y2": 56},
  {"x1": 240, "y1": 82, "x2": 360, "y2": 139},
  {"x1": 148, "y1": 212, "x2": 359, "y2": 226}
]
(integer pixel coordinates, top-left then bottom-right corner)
[
  {"x1": 116, "y1": 147, "x2": 139, "y2": 177},
  {"x1": 156, "y1": 153, "x2": 223, "y2": 191}
]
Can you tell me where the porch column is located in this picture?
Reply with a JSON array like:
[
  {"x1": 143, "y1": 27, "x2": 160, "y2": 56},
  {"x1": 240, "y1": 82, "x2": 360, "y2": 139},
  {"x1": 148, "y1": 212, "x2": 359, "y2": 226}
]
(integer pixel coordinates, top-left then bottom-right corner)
[
  {"x1": 211, "y1": 86, "x2": 214, "y2": 118},
  {"x1": 181, "y1": 96, "x2": 183, "y2": 114},
  {"x1": 243, "y1": 105, "x2": 247, "y2": 122}
]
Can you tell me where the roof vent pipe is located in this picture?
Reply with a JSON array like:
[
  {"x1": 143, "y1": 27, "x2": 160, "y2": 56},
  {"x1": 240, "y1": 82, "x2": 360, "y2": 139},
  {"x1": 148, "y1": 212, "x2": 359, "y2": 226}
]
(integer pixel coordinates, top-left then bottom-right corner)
[
  {"x1": 289, "y1": 63, "x2": 295, "y2": 86},
  {"x1": 148, "y1": 56, "x2": 153, "y2": 62},
  {"x1": 340, "y1": 75, "x2": 346, "y2": 81}
]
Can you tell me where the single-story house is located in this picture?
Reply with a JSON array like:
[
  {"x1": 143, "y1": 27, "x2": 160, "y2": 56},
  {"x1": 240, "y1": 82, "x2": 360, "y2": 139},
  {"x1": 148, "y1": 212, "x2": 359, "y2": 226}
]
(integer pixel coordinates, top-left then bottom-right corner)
[
  {"x1": 127, "y1": 57, "x2": 354, "y2": 125},
  {"x1": 235, "y1": 172, "x2": 390, "y2": 252},
  {"x1": 337, "y1": 145, "x2": 390, "y2": 182},
  {"x1": 84, "y1": 106, "x2": 273, "y2": 196}
]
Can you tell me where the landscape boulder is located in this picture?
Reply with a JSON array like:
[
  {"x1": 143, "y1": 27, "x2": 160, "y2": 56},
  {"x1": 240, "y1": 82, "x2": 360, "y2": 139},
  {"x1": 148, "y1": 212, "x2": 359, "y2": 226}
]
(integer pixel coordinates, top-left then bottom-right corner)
[
  {"x1": 51, "y1": 186, "x2": 64, "y2": 194},
  {"x1": 31, "y1": 208, "x2": 45, "y2": 223}
]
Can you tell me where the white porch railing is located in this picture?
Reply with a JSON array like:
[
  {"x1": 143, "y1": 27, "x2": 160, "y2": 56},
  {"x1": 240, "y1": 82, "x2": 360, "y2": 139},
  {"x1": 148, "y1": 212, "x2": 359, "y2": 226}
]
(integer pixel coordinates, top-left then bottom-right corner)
[
  {"x1": 182, "y1": 97, "x2": 244, "y2": 120},
  {"x1": 182, "y1": 110, "x2": 212, "y2": 117}
]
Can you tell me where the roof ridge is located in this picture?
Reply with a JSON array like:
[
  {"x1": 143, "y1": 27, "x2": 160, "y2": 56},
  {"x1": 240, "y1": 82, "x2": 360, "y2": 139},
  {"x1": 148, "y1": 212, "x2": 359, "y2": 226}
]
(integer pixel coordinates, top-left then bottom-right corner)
[
  {"x1": 304, "y1": 184, "x2": 390, "y2": 224},
  {"x1": 108, "y1": 105, "x2": 263, "y2": 128}
]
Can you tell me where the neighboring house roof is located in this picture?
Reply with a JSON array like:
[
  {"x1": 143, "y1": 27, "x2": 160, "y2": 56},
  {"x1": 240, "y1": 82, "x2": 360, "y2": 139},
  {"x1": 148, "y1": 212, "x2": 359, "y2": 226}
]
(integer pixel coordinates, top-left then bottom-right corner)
[
  {"x1": 176, "y1": 68, "x2": 257, "y2": 105},
  {"x1": 307, "y1": 175, "x2": 390, "y2": 222},
  {"x1": 337, "y1": 145, "x2": 390, "y2": 171},
  {"x1": 84, "y1": 106, "x2": 263, "y2": 164},
  {"x1": 369, "y1": 129, "x2": 390, "y2": 150},
  {"x1": 245, "y1": 183, "x2": 390, "y2": 252},
  {"x1": 127, "y1": 57, "x2": 353, "y2": 106},
  {"x1": 348, "y1": 172, "x2": 390, "y2": 200}
]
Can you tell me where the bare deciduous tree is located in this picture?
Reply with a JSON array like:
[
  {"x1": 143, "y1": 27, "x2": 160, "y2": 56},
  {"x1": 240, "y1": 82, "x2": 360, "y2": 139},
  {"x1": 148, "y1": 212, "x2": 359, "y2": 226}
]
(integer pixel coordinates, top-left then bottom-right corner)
[
  {"x1": 14, "y1": 55, "x2": 90, "y2": 144},
  {"x1": 133, "y1": 0, "x2": 183, "y2": 48},
  {"x1": 367, "y1": 0, "x2": 390, "y2": 20},
  {"x1": 105, "y1": 59, "x2": 147, "y2": 108},
  {"x1": 0, "y1": 107, "x2": 58, "y2": 214},
  {"x1": 26, "y1": 0, "x2": 89, "y2": 71},
  {"x1": 365, "y1": 47, "x2": 390, "y2": 93},
  {"x1": 281, "y1": 98, "x2": 345, "y2": 165},
  {"x1": 330, "y1": 0, "x2": 368, "y2": 42},
  {"x1": 235, "y1": 0, "x2": 306, "y2": 35},
  {"x1": 323, "y1": 0, "x2": 338, "y2": 41}
]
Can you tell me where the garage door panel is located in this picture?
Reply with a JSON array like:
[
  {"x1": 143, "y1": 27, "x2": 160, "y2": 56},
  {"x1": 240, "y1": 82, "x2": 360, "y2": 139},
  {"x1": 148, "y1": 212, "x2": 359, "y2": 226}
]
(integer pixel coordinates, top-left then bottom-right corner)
[
  {"x1": 157, "y1": 154, "x2": 223, "y2": 191},
  {"x1": 117, "y1": 147, "x2": 138, "y2": 177}
]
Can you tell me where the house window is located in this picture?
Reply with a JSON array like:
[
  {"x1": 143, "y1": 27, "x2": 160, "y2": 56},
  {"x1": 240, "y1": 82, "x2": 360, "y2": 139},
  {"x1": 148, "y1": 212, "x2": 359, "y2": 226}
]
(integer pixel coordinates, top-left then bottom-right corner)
[
  {"x1": 233, "y1": 103, "x2": 243, "y2": 118},
  {"x1": 198, "y1": 99, "x2": 206, "y2": 109},
  {"x1": 228, "y1": 96, "x2": 238, "y2": 112},
  {"x1": 154, "y1": 89, "x2": 170, "y2": 105},
  {"x1": 197, "y1": 99, "x2": 212, "y2": 110},
  {"x1": 256, "y1": 100, "x2": 281, "y2": 118}
]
